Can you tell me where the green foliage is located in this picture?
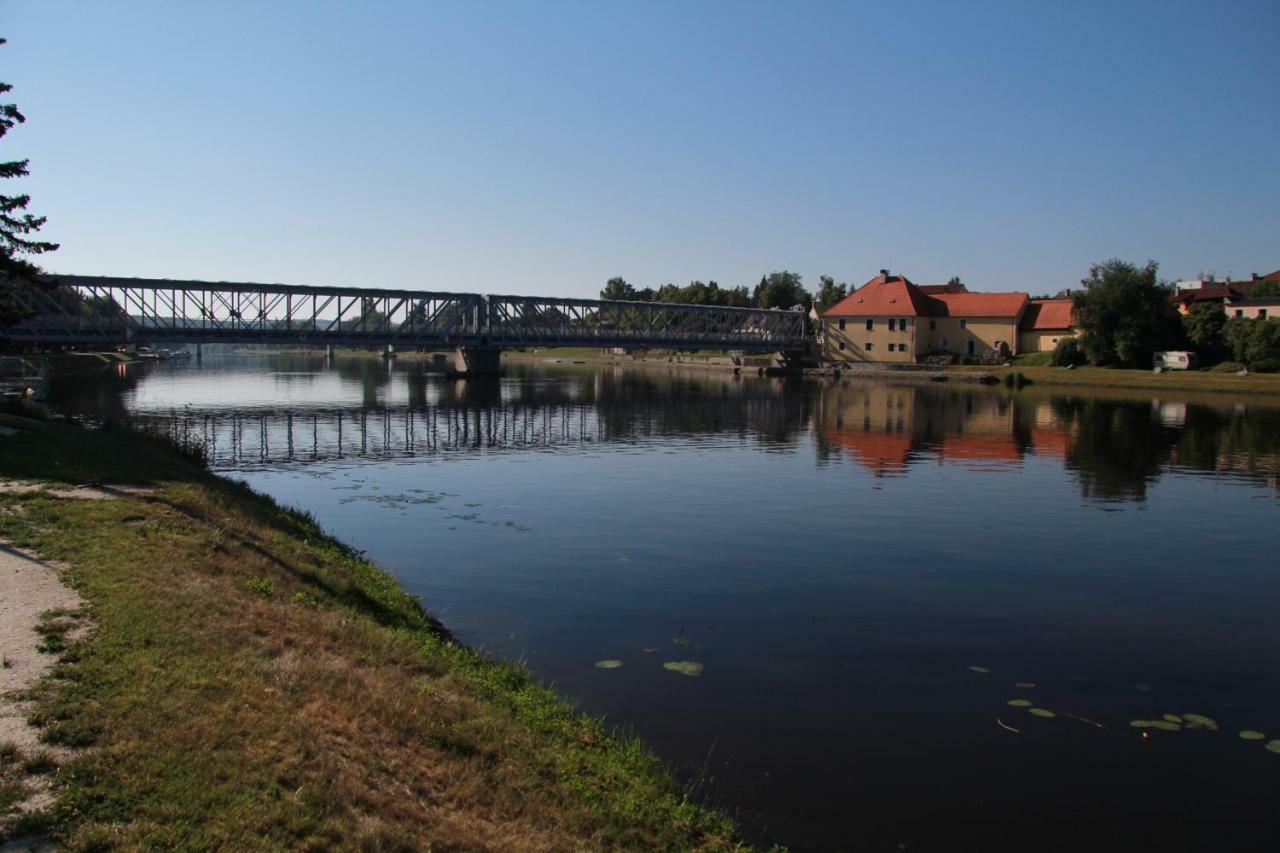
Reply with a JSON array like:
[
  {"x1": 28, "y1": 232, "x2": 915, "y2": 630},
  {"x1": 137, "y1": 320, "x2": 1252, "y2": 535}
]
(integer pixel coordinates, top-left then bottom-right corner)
[
  {"x1": 1051, "y1": 336, "x2": 1086, "y2": 367},
  {"x1": 599, "y1": 276, "x2": 751, "y2": 308},
  {"x1": 1226, "y1": 317, "x2": 1280, "y2": 367},
  {"x1": 1182, "y1": 303, "x2": 1227, "y2": 359},
  {"x1": 1071, "y1": 259, "x2": 1179, "y2": 367},
  {"x1": 1, "y1": 38, "x2": 59, "y2": 327},
  {"x1": 813, "y1": 275, "x2": 848, "y2": 311},
  {"x1": 1250, "y1": 280, "x2": 1280, "y2": 298},
  {"x1": 1252, "y1": 357, "x2": 1280, "y2": 374},
  {"x1": 753, "y1": 270, "x2": 810, "y2": 311}
]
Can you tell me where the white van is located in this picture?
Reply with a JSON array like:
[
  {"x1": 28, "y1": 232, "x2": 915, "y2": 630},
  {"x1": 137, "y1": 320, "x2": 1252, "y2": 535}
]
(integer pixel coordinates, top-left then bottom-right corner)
[{"x1": 1153, "y1": 351, "x2": 1197, "y2": 370}]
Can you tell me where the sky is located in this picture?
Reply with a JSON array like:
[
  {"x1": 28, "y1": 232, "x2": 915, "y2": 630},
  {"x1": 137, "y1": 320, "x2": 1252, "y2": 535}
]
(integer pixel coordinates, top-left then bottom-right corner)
[{"x1": 4, "y1": 1, "x2": 1278, "y2": 298}]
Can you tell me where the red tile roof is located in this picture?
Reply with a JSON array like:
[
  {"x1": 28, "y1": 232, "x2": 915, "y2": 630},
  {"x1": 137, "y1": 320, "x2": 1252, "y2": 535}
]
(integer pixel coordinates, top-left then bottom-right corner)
[
  {"x1": 1021, "y1": 298, "x2": 1075, "y2": 331},
  {"x1": 927, "y1": 291, "x2": 1029, "y2": 318},
  {"x1": 822, "y1": 275, "x2": 935, "y2": 318},
  {"x1": 918, "y1": 282, "x2": 968, "y2": 295}
]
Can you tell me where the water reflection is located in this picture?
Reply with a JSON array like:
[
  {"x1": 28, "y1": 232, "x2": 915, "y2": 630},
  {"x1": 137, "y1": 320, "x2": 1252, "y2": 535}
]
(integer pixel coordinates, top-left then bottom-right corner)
[{"x1": 60, "y1": 356, "x2": 1280, "y2": 502}]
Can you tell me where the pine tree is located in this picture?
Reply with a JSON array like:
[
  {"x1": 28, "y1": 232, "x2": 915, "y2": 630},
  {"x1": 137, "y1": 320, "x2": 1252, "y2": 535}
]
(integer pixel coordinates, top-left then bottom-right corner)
[{"x1": 1, "y1": 37, "x2": 59, "y2": 327}]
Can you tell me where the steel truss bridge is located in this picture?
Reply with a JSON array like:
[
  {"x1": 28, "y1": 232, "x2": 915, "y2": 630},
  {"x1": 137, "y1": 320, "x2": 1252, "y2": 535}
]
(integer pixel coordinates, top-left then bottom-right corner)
[{"x1": 4, "y1": 275, "x2": 807, "y2": 370}]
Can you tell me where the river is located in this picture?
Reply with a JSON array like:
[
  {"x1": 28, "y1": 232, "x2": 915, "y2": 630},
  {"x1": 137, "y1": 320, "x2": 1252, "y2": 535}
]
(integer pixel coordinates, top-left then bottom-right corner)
[{"x1": 48, "y1": 353, "x2": 1280, "y2": 851}]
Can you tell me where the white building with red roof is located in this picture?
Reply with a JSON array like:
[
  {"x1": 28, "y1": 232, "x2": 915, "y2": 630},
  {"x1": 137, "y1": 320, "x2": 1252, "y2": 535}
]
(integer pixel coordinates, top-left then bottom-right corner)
[{"x1": 820, "y1": 270, "x2": 1031, "y2": 363}]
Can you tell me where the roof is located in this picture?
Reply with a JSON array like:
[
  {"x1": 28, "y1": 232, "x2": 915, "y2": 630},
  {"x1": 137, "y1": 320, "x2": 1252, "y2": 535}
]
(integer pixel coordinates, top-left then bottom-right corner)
[
  {"x1": 1020, "y1": 298, "x2": 1075, "y2": 331},
  {"x1": 1230, "y1": 297, "x2": 1280, "y2": 307},
  {"x1": 822, "y1": 275, "x2": 935, "y2": 318},
  {"x1": 927, "y1": 291, "x2": 1029, "y2": 318},
  {"x1": 823, "y1": 274, "x2": 1027, "y2": 319},
  {"x1": 918, "y1": 282, "x2": 968, "y2": 295}
]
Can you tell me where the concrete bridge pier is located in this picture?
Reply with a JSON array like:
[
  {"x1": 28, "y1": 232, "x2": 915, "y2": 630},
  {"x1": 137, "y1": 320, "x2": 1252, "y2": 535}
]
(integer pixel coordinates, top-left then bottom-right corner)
[
  {"x1": 452, "y1": 346, "x2": 502, "y2": 377},
  {"x1": 325, "y1": 345, "x2": 335, "y2": 362},
  {"x1": 195, "y1": 343, "x2": 202, "y2": 363}
]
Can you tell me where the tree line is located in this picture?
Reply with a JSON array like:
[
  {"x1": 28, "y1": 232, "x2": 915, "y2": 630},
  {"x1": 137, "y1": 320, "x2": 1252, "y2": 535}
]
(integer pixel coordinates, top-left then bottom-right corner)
[
  {"x1": 1054, "y1": 260, "x2": 1280, "y2": 371},
  {"x1": 601, "y1": 272, "x2": 859, "y2": 313}
]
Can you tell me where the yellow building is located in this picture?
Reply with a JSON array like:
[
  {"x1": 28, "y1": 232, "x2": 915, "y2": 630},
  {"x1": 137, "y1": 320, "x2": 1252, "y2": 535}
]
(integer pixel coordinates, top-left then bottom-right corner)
[
  {"x1": 1018, "y1": 298, "x2": 1077, "y2": 352},
  {"x1": 821, "y1": 271, "x2": 1029, "y2": 363}
]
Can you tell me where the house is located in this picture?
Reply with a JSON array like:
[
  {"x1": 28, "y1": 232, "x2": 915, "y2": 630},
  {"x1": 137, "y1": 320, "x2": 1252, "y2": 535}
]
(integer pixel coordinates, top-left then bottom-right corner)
[
  {"x1": 820, "y1": 270, "x2": 1029, "y2": 363},
  {"x1": 1170, "y1": 269, "x2": 1280, "y2": 316},
  {"x1": 1019, "y1": 298, "x2": 1077, "y2": 352}
]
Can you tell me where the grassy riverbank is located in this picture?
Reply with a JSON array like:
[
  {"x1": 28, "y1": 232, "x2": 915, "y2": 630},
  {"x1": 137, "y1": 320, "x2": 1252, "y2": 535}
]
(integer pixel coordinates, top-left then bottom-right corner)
[
  {"x1": 951, "y1": 363, "x2": 1280, "y2": 397},
  {"x1": 0, "y1": 413, "x2": 741, "y2": 849}
]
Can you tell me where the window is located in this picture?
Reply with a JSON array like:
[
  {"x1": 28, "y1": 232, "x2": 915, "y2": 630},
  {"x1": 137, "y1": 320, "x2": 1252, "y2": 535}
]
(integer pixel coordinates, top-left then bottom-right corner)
[
  {"x1": 900, "y1": 318, "x2": 910, "y2": 329},
  {"x1": 929, "y1": 320, "x2": 936, "y2": 330},
  {"x1": 865, "y1": 342, "x2": 873, "y2": 352},
  {"x1": 1051, "y1": 338, "x2": 1059, "y2": 345},
  {"x1": 960, "y1": 319, "x2": 967, "y2": 329},
  {"x1": 1236, "y1": 310, "x2": 1244, "y2": 318},
  {"x1": 888, "y1": 319, "x2": 896, "y2": 331},
  {"x1": 941, "y1": 337, "x2": 949, "y2": 350},
  {"x1": 866, "y1": 319, "x2": 874, "y2": 331},
  {"x1": 838, "y1": 319, "x2": 846, "y2": 330},
  {"x1": 967, "y1": 340, "x2": 976, "y2": 355},
  {"x1": 838, "y1": 342, "x2": 845, "y2": 351},
  {"x1": 1262, "y1": 309, "x2": 1269, "y2": 319}
]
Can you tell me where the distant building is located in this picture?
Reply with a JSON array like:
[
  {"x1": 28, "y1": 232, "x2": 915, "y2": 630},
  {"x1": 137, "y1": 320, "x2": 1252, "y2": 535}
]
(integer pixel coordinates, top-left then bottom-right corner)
[
  {"x1": 1171, "y1": 269, "x2": 1280, "y2": 316},
  {"x1": 820, "y1": 270, "x2": 1029, "y2": 363},
  {"x1": 1019, "y1": 298, "x2": 1077, "y2": 353}
]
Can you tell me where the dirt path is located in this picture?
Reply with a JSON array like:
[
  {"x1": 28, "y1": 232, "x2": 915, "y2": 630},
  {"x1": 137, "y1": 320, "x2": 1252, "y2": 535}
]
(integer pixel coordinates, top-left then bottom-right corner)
[{"x1": 0, "y1": 543, "x2": 80, "y2": 753}]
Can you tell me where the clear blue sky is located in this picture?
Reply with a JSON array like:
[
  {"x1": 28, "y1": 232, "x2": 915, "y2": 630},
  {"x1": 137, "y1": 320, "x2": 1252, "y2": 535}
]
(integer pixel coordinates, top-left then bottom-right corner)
[{"x1": 5, "y1": 1, "x2": 1278, "y2": 297}]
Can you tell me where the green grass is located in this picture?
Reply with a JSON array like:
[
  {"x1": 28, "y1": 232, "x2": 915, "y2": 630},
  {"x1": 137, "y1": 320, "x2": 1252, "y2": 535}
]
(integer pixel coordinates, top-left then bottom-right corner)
[
  {"x1": 0, "y1": 417, "x2": 744, "y2": 849},
  {"x1": 951, "y1": 364, "x2": 1280, "y2": 396}
]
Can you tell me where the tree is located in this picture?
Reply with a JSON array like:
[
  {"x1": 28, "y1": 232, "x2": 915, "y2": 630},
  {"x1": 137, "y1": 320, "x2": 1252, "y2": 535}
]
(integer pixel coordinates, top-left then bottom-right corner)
[
  {"x1": 1071, "y1": 259, "x2": 1178, "y2": 367},
  {"x1": 1182, "y1": 303, "x2": 1227, "y2": 360},
  {"x1": 1, "y1": 38, "x2": 59, "y2": 327},
  {"x1": 1250, "y1": 280, "x2": 1280, "y2": 298},
  {"x1": 1226, "y1": 318, "x2": 1280, "y2": 369},
  {"x1": 600, "y1": 276, "x2": 636, "y2": 301},
  {"x1": 813, "y1": 275, "x2": 848, "y2": 312},
  {"x1": 753, "y1": 271, "x2": 810, "y2": 311}
]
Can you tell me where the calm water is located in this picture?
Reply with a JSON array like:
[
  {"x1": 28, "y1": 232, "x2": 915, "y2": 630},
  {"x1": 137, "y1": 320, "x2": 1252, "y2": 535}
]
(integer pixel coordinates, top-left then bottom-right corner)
[{"x1": 51, "y1": 355, "x2": 1280, "y2": 851}]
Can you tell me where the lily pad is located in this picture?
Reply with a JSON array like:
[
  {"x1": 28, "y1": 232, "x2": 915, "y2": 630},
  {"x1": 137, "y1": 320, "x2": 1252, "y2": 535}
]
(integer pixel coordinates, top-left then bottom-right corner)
[
  {"x1": 1182, "y1": 713, "x2": 1218, "y2": 730},
  {"x1": 663, "y1": 661, "x2": 704, "y2": 677},
  {"x1": 1266, "y1": 740, "x2": 1280, "y2": 754},
  {"x1": 1129, "y1": 720, "x2": 1155, "y2": 728},
  {"x1": 1239, "y1": 730, "x2": 1266, "y2": 741},
  {"x1": 1014, "y1": 682, "x2": 1036, "y2": 689},
  {"x1": 1148, "y1": 720, "x2": 1181, "y2": 731},
  {"x1": 1028, "y1": 708, "x2": 1056, "y2": 718},
  {"x1": 968, "y1": 666, "x2": 991, "y2": 674},
  {"x1": 594, "y1": 660, "x2": 623, "y2": 669},
  {"x1": 641, "y1": 647, "x2": 658, "y2": 653},
  {"x1": 1162, "y1": 714, "x2": 1183, "y2": 724},
  {"x1": 1007, "y1": 699, "x2": 1033, "y2": 707},
  {"x1": 672, "y1": 637, "x2": 692, "y2": 648}
]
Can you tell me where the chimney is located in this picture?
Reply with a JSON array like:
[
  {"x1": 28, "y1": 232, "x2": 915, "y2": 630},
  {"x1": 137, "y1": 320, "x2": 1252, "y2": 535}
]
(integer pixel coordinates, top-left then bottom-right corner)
[
  {"x1": 879, "y1": 268, "x2": 890, "y2": 282},
  {"x1": 1253, "y1": 273, "x2": 1260, "y2": 281}
]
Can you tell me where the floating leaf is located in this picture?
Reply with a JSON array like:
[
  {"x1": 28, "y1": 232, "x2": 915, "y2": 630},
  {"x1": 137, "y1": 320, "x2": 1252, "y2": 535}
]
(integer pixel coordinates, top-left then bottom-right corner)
[
  {"x1": 1148, "y1": 720, "x2": 1180, "y2": 731},
  {"x1": 594, "y1": 660, "x2": 623, "y2": 669},
  {"x1": 1007, "y1": 699, "x2": 1033, "y2": 707},
  {"x1": 1162, "y1": 714, "x2": 1183, "y2": 724},
  {"x1": 1015, "y1": 682, "x2": 1036, "y2": 689},
  {"x1": 1239, "y1": 730, "x2": 1266, "y2": 741},
  {"x1": 968, "y1": 666, "x2": 991, "y2": 674},
  {"x1": 672, "y1": 637, "x2": 691, "y2": 648},
  {"x1": 1129, "y1": 720, "x2": 1154, "y2": 728},
  {"x1": 641, "y1": 647, "x2": 657, "y2": 653},
  {"x1": 1028, "y1": 708, "x2": 1056, "y2": 718},
  {"x1": 1182, "y1": 713, "x2": 1218, "y2": 730},
  {"x1": 663, "y1": 661, "x2": 703, "y2": 677},
  {"x1": 1266, "y1": 741, "x2": 1280, "y2": 754}
]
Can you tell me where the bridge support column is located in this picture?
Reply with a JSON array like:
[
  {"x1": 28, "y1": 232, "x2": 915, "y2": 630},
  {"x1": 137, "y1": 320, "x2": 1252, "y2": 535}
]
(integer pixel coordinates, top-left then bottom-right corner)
[
  {"x1": 325, "y1": 345, "x2": 335, "y2": 362},
  {"x1": 195, "y1": 343, "x2": 202, "y2": 363},
  {"x1": 452, "y1": 346, "x2": 502, "y2": 377},
  {"x1": 381, "y1": 344, "x2": 396, "y2": 360}
]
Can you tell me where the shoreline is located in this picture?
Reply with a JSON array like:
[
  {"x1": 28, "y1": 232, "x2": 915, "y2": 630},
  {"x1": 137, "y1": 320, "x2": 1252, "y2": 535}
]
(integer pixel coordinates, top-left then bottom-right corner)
[{"x1": 0, "y1": 412, "x2": 743, "y2": 849}]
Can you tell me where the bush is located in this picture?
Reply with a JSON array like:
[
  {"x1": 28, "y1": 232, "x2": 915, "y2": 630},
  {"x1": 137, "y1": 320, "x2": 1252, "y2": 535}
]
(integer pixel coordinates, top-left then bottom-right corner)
[
  {"x1": 1051, "y1": 336, "x2": 1086, "y2": 367},
  {"x1": 1226, "y1": 318, "x2": 1280, "y2": 367},
  {"x1": 1207, "y1": 361, "x2": 1246, "y2": 373},
  {"x1": 1252, "y1": 358, "x2": 1280, "y2": 374}
]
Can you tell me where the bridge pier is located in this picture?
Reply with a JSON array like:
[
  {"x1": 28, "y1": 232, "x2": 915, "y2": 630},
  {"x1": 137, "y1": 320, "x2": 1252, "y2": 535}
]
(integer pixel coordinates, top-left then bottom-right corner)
[
  {"x1": 195, "y1": 343, "x2": 202, "y2": 363},
  {"x1": 325, "y1": 345, "x2": 335, "y2": 362},
  {"x1": 452, "y1": 346, "x2": 502, "y2": 377}
]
